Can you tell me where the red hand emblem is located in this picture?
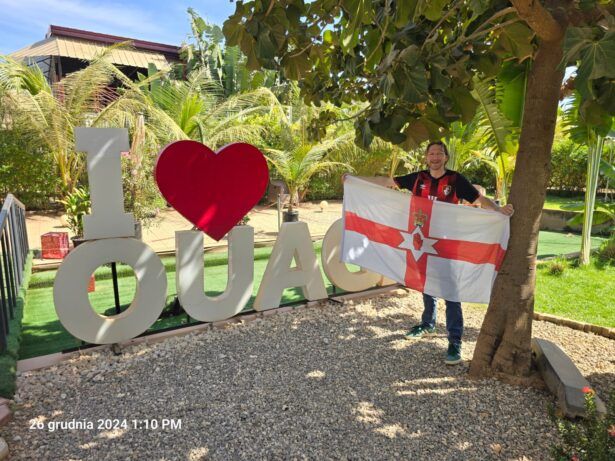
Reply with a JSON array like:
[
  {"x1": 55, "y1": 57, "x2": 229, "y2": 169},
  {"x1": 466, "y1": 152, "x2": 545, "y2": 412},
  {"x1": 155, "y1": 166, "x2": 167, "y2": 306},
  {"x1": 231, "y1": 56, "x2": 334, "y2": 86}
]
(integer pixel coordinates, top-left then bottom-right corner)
[{"x1": 413, "y1": 232, "x2": 423, "y2": 251}]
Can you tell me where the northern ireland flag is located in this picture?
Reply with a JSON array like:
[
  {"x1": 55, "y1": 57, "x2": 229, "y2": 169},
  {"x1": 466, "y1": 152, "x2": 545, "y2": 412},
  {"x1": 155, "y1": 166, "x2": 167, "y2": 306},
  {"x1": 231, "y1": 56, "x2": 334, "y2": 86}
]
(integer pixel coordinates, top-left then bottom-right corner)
[{"x1": 341, "y1": 176, "x2": 510, "y2": 303}]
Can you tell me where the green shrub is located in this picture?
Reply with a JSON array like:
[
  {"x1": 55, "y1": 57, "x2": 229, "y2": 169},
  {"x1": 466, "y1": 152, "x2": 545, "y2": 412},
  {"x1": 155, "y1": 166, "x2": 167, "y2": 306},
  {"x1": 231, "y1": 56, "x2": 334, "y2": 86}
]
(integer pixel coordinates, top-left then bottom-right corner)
[
  {"x1": 0, "y1": 130, "x2": 60, "y2": 209},
  {"x1": 548, "y1": 257, "x2": 569, "y2": 276},
  {"x1": 304, "y1": 173, "x2": 342, "y2": 201},
  {"x1": 597, "y1": 235, "x2": 615, "y2": 264},
  {"x1": 59, "y1": 187, "x2": 91, "y2": 237},
  {"x1": 460, "y1": 161, "x2": 496, "y2": 195},
  {"x1": 549, "y1": 387, "x2": 615, "y2": 461},
  {"x1": 548, "y1": 138, "x2": 612, "y2": 193},
  {"x1": 549, "y1": 139, "x2": 588, "y2": 193}
]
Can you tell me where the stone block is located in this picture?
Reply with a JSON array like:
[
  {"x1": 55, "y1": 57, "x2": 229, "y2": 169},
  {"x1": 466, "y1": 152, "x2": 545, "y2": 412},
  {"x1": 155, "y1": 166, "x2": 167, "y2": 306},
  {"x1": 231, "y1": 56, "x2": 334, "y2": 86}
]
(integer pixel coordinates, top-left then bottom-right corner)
[{"x1": 532, "y1": 338, "x2": 606, "y2": 418}]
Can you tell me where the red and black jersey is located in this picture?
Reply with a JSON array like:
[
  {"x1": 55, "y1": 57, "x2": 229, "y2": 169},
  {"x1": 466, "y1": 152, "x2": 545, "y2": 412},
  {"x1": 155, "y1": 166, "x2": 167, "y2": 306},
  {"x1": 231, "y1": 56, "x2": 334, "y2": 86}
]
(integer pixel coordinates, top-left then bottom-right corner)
[{"x1": 393, "y1": 170, "x2": 479, "y2": 204}]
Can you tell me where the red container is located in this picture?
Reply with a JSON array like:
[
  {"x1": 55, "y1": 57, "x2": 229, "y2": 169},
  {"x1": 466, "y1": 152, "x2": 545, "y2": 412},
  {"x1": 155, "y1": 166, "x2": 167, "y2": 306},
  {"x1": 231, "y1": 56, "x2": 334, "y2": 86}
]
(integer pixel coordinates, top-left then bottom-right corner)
[
  {"x1": 41, "y1": 232, "x2": 69, "y2": 259},
  {"x1": 87, "y1": 274, "x2": 96, "y2": 293}
]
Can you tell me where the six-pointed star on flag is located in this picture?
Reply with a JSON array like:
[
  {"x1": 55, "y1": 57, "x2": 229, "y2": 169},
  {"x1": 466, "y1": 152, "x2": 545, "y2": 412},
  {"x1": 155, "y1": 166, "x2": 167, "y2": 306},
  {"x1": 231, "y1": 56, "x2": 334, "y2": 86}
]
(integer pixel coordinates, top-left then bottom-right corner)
[{"x1": 399, "y1": 227, "x2": 438, "y2": 261}]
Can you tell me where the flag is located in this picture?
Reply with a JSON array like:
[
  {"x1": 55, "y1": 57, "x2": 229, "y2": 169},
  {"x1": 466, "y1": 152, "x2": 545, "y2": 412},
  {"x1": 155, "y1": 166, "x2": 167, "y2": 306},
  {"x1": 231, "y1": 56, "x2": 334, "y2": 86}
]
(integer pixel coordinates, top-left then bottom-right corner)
[{"x1": 341, "y1": 176, "x2": 510, "y2": 303}]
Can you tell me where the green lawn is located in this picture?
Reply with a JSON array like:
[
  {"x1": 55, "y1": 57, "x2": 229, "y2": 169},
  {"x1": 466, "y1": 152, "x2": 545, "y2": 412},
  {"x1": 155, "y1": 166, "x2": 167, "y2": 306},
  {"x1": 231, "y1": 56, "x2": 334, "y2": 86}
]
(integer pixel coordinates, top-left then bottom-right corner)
[
  {"x1": 535, "y1": 259, "x2": 615, "y2": 328},
  {"x1": 536, "y1": 231, "x2": 606, "y2": 259},
  {"x1": 542, "y1": 194, "x2": 610, "y2": 211},
  {"x1": 19, "y1": 231, "x2": 610, "y2": 359}
]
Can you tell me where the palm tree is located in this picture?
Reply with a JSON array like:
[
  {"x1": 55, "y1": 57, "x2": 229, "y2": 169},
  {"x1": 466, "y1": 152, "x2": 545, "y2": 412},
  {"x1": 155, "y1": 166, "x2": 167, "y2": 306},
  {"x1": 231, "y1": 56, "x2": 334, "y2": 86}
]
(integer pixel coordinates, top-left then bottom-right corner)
[
  {"x1": 106, "y1": 68, "x2": 284, "y2": 149},
  {"x1": 444, "y1": 120, "x2": 478, "y2": 171},
  {"x1": 0, "y1": 54, "x2": 126, "y2": 194},
  {"x1": 470, "y1": 81, "x2": 518, "y2": 202},
  {"x1": 266, "y1": 134, "x2": 353, "y2": 216}
]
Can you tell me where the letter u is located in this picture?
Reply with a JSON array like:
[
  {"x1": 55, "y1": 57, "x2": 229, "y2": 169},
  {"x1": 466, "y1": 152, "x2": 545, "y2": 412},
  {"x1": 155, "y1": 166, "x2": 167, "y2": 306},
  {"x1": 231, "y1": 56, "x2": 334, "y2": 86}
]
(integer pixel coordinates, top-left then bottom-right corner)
[{"x1": 176, "y1": 226, "x2": 254, "y2": 322}]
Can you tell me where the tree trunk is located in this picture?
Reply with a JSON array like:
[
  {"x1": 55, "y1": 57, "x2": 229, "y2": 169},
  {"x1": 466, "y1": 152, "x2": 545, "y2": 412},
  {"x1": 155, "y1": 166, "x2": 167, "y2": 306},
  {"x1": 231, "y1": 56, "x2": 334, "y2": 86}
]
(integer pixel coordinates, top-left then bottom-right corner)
[{"x1": 469, "y1": 35, "x2": 565, "y2": 378}]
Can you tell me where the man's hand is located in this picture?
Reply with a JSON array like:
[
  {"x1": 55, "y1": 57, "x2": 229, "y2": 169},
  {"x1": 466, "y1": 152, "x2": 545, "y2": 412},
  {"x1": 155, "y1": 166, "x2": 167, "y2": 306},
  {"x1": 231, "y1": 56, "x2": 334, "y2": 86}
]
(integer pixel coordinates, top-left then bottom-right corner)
[{"x1": 498, "y1": 204, "x2": 514, "y2": 216}]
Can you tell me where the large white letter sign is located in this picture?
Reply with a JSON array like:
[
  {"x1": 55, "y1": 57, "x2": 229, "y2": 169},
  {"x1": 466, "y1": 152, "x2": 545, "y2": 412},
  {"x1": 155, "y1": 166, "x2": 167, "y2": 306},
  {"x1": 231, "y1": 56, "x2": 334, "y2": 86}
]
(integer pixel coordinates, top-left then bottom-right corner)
[
  {"x1": 321, "y1": 219, "x2": 383, "y2": 292},
  {"x1": 254, "y1": 222, "x2": 328, "y2": 311},
  {"x1": 75, "y1": 127, "x2": 135, "y2": 239},
  {"x1": 176, "y1": 226, "x2": 254, "y2": 322},
  {"x1": 54, "y1": 239, "x2": 167, "y2": 344}
]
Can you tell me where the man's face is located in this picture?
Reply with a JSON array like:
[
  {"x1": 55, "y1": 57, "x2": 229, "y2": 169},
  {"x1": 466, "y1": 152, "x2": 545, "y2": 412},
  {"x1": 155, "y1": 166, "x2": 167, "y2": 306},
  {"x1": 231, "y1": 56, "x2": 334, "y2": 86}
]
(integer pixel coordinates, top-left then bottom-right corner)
[{"x1": 425, "y1": 145, "x2": 448, "y2": 170}]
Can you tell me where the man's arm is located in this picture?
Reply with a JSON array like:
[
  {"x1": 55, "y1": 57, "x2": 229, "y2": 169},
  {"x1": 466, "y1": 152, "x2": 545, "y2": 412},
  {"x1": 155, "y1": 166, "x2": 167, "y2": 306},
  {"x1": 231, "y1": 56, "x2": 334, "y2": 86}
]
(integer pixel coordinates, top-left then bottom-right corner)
[
  {"x1": 475, "y1": 195, "x2": 515, "y2": 216},
  {"x1": 342, "y1": 173, "x2": 397, "y2": 188}
]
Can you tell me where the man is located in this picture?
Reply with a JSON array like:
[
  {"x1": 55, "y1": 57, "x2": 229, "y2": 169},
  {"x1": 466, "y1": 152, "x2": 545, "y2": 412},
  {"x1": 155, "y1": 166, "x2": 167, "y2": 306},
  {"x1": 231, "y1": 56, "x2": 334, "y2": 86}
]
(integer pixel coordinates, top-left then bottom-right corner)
[{"x1": 343, "y1": 141, "x2": 514, "y2": 365}]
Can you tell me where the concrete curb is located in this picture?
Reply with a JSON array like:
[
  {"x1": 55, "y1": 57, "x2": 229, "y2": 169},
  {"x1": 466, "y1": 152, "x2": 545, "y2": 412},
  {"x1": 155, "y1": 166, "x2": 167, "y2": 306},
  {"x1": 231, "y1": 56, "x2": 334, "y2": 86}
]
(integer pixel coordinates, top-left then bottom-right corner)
[{"x1": 533, "y1": 312, "x2": 615, "y2": 340}]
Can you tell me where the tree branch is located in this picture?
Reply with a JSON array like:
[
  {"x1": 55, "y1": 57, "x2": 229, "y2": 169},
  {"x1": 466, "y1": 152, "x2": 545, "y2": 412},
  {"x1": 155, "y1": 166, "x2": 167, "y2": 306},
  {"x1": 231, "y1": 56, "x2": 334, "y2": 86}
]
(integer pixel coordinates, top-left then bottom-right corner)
[
  {"x1": 366, "y1": 15, "x2": 389, "y2": 64},
  {"x1": 265, "y1": 0, "x2": 275, "y2": 17},
  {"x1": 289, "y1": 43, "x2": 312, "y2": 58},
  {"x1": 510, "y1": 0, "x2": 564, "y2": 42},
  {"x1": 473, "y1": 6, "x2": 517, "y2": 34},
  {"x1": 438, "y1": 18, "x2": 521, "y2": 55}
]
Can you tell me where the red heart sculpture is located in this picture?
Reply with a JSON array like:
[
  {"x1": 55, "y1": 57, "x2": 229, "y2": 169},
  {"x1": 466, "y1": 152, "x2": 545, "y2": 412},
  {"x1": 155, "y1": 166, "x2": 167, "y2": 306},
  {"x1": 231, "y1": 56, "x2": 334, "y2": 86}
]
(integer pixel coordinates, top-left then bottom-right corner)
[{"x1": 155, "y1": 141, "x2": 269, "y2": 241}]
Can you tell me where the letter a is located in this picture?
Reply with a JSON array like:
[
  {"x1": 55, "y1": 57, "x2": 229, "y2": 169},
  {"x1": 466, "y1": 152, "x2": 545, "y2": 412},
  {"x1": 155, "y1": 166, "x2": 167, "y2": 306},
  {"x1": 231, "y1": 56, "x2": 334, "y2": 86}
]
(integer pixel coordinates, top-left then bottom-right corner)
[{"x1": 254, "y1": 222, "x2": 327, "y2": 311}]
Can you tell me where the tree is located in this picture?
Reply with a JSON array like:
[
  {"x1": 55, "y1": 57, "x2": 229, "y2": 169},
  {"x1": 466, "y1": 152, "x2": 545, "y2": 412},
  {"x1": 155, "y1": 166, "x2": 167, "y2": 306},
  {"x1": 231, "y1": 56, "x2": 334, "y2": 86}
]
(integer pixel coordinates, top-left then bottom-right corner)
[
  {"x1": 265, "y1": 104, "x2": 353, "y2": 211},
  {"x1": 223, "y1": 0, "x2": 615, "y2": 379},
  {"x1": 182, "y1": 8, "x2": 281, "y2": 96},
  {"x1": 0, "y1": 54, "x2": 123, "y2": 194}
]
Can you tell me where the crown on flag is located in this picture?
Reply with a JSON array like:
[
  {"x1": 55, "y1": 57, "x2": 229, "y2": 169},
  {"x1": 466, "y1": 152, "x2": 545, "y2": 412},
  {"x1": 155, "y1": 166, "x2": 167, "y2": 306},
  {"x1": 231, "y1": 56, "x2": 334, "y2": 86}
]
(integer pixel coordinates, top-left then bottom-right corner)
[{"x1": 413, "y1": 210, "x2": 428, "y2": 227}]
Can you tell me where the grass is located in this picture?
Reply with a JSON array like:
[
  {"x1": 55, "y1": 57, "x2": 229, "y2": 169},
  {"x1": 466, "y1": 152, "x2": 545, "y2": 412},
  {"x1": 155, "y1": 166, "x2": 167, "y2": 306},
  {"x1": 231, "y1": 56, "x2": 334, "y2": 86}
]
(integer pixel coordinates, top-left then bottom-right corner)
[
  {"x1": 19, "y1": 231, "x2": 611, "y2": 360},
  {"x1": 0, "y1": 253, "x2": 32, "y2": 397},
  {"x1": 535, "y1": 258, "x2": 615, "y2": 328},
  {"x1": 542, "y1": 194, "x2": 610, "y2": 211}
]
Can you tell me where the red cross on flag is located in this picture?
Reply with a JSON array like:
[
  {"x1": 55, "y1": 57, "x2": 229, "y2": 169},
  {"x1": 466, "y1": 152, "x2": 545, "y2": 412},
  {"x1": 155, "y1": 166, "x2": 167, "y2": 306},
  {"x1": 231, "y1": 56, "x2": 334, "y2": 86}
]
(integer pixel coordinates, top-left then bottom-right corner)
[{"x1": 341, "y1": 176, "x2": 510, "y2": 303}]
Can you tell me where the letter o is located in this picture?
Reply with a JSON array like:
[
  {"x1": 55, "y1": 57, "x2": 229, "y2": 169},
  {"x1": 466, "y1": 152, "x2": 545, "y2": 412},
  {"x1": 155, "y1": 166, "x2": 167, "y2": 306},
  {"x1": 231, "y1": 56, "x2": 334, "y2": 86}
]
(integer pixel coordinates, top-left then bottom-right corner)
[{"x1": 53, "y1": 238, "x2": 167, "y2": 344}]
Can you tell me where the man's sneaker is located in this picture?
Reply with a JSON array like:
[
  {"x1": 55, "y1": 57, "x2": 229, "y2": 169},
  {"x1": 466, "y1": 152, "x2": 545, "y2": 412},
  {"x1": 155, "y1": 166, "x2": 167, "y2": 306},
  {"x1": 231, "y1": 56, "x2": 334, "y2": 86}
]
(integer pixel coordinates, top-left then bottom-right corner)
[
  {"x1": 404, "y1": 325, "x2": 436, "y2": 339},
  {"x1": 445, "y1": 343, "x2": 462, "y2": 365}
]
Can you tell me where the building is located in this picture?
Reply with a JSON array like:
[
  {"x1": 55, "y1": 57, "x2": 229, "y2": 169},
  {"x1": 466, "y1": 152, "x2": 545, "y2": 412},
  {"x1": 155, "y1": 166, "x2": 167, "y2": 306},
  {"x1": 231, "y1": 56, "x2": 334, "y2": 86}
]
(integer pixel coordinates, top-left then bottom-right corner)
[{"x1": 9, "y1": 25, "x2": 182, "y2": 83}]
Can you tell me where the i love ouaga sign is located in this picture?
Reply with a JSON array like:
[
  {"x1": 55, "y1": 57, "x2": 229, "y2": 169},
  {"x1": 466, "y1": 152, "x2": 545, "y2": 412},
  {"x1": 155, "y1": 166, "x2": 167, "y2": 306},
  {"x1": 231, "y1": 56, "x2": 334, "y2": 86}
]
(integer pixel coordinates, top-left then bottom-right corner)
[{"x1": 53, "y1": 128, "x2": 391, "y2": 345}]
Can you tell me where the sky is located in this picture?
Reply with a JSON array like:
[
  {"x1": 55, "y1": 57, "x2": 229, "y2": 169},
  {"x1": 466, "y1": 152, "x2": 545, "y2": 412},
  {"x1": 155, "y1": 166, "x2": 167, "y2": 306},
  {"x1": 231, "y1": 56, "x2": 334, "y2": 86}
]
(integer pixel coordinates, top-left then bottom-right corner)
[{"x1": 0, "y1": 0, "x2": 236, "y2": 54}]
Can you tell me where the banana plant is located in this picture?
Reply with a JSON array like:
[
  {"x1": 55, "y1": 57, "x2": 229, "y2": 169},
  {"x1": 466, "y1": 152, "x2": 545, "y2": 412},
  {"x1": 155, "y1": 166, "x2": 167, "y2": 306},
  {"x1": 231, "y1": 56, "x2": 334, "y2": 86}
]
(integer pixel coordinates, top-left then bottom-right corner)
[
  {"x1": 563, "y1": 91, "x2": 614, "y2": 265},
  {"x1": 469, "y1": 62, "x2": 527, "y2": 203},
  {"x1": 444, "y1": 120, "x2": 479, "y2": 172},
  {"x1": 562, "y1": 156, "x2": 615, "y2": 231}
]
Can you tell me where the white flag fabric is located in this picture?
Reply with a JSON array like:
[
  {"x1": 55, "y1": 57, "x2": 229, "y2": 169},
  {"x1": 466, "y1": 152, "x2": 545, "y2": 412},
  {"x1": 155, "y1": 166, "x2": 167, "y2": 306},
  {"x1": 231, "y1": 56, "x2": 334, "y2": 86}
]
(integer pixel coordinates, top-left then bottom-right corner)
[{"x1": 341, "y1": 176, "x2": 510, "y2": 303}]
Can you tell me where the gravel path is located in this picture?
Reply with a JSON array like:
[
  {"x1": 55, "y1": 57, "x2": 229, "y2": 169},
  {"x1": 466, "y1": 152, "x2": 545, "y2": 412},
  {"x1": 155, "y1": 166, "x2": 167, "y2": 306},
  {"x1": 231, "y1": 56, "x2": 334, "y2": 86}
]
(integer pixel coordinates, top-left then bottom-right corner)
[{"x1": 2, "y1": 291, "x2": 614, "y2": 460}]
